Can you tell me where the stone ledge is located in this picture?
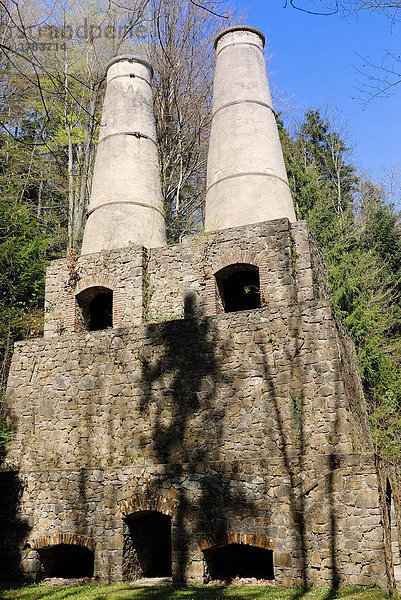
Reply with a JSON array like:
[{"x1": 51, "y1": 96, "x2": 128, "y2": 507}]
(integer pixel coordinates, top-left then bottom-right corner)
[
  {"x1": 11, "y1": 299, "x2": 336, "y2": 349},
  {"x1": 0, "y1": 452, "x2": 378, "y2": 476}
]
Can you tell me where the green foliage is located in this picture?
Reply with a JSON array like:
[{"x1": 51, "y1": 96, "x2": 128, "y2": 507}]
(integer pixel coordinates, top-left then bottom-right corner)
[
  {"x1": 281, "y1": 109, "x2": 401, "y2": 460},
  {"x1": 0, "y1": 415, "x2": 12, "y2": 461},
  {"x1": 358, "y1": 180, "x2": 401, "y2": 295},
  {"x1": 0, "y1": 121, "x2": 66, "y2": 394}
]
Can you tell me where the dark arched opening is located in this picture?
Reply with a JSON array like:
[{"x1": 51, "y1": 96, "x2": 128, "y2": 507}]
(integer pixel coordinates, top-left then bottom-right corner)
[
  {"x1": 215, "y1": 264, "x2": 260, "y2": 313},
  {"x1": 38, "y1": 544, "x2": 94, "y2": 579},
  {"x1": 203, "y1": 543, "x2": 274, "y2": 582},
  {"x1": 76, "y1": 286, "x2": 113, "y2": 331},
  {"x1": 123, "y1": 511, "x2": 172, "y2": 580}
]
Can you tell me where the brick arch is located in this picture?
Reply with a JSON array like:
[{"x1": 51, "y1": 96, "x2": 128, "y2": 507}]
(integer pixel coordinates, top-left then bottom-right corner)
[
  {"x1": 210, "y1": 250, "x2": 265, "y2": 276},
  {"x1": 30, "y1": 533, "x2": 96, "y2": 552},
  {"x1": 203, "y1": 250, "x2": 268, "y2": 315},
  {"x1": 198, "y1": 533, "x2": 275, "y2": 551},
  {"x1": 118, "y1": 493, "x2": 178, "y2": 518},
  {"x1": 74, "y1": 274, "x2": 120, "y2": 296},
  {"x1": 65, "y1": 274, "x2": 125, "y2": 331}
]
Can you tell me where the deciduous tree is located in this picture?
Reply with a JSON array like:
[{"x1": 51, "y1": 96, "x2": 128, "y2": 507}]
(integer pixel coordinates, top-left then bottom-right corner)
[{"x1": 144, "y1": 0, "x2": 237, "y2": 242}]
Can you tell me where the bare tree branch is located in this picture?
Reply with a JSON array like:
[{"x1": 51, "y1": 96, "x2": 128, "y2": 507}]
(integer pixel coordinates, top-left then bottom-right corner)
[
  {"x1": 188, "y1": 0, "x2": 229, "y2": 18},
  {"x1": 352, "y1": 52, "x2": 401, "y2": 105},
  {"x1": 284, "y1": 0, "x2": 339, "y2": 15}
]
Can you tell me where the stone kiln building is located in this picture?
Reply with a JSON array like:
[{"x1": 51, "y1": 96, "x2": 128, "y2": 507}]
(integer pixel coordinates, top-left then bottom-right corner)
[{"x1": 1, "y1": 26, "x2": 399, "y2": 588}]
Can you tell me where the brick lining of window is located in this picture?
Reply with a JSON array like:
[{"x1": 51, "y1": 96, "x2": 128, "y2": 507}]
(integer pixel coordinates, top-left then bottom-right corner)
[
  {"x1": 65, "y1": 274, "x2": 125, "y2": 332},
  {"x1": 198, "y1": 532, "x2": 275, "y2": 551},
  {"x1": 118, "y1": 493, "x2": 178, "y2": 518},
  {"x1": 201, "y1": 250, "x2": 269, "y2": 315},
  {"x1": 30, "y1": 533, "x2": 96, "y2": 552}
]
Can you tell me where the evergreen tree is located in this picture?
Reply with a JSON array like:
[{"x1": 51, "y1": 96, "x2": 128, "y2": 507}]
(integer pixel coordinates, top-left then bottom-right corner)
[
  {"x1": 359, "y1": 179, "x2": 401, "y2": 295},
  {"x1": 281, "y1": 108, "x2": 401, "y2": 460}
]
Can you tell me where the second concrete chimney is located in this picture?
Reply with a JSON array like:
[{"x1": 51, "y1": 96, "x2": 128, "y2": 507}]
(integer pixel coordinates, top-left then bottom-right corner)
[
  {"x1": 205, "y1": 26, "x2": 296, "y2": 231},
  {"x1": 81, "y1": 56, "x2": 166, "y2": 255}
]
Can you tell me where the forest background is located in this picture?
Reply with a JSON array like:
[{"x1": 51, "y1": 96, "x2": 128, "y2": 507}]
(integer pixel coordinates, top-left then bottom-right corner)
[{"x1": 0, "y1": 0, "x2": 400, "y2": 465}]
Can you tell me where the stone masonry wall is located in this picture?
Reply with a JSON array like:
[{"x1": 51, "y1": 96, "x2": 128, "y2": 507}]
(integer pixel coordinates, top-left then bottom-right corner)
[
  {"x1": 4, "y1": 306, "x2": 387, "y2": 585},
  {"x1": 6, "y1": 303, "x2": 358, "y2": 472},
  {"x1": 146, "y1": 219, "x2": 328, "y2": 322},
  {"x1": 1, "y1": 219, "x2": 389, "y2": 587},
  {"x1": 44, "y1": 219, "x2": 330, "y2": 334},
  {"x1": 44, "y1": 245, "x2": 146, "y2": 337},
  {"x1": 1, "y1": 454, "x2": 386, "y2": 586}
]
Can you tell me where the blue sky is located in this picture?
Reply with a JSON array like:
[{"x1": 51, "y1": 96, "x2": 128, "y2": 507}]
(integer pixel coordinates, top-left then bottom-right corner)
[{"x1": 235, "y1": 1, "x2": 400, "y2": 182}]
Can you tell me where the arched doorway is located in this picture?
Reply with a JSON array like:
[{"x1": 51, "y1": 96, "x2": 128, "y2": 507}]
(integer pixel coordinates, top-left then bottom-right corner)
[
  {"x1": 38, "y1": 544, "x2": 94, "y2": 579},
  {"x1": 203, "y1": 543, "x2": 274, "y2": 582},
  {"x1": 123, "y1": 511, "x2": 172, "y2": 580}
]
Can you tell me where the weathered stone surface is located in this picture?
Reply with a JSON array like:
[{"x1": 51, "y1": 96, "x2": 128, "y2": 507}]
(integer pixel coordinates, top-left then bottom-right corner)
[{"x1": 0, "y1": 219, "x2": 389, "y2": 588}]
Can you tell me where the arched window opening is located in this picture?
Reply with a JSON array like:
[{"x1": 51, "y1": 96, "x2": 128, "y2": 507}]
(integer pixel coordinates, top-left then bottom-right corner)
[
  {"x1": 215, "y1": 264, "x2": 260, "y2": 313},
  {"x1": 38, "y1": 544, "x2": 94, "y2": 579},
  {"x1": 123, "y1": 511, "x2": 172, "y2": 580},
  {"x1": 203, "y1": 543, "x2": 274, "y2": 582},
  {"x1": 76, "y1": 286, "x2": 113, "y2": 331}
]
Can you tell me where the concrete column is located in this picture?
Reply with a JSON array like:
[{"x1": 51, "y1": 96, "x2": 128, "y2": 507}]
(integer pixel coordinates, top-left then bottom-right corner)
[
  {"x1": 204, "y1": 26, "x2": 296, "y2": 232},
  {"x1": 81, "y1": 56, "x2": 166, "y2": 255}
]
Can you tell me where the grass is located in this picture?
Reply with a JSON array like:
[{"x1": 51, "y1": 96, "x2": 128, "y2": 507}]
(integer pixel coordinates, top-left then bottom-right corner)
[{"x1": 0, "y1": 584, "x2": 397, "y2": 600}]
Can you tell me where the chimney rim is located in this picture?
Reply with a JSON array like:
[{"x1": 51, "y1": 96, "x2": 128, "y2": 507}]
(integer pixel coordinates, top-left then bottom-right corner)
[
  {"x1": 105, "y1": 55, "x2": 153, "y2": 77},
  {"x1": 214, "y1": 25, "x2": 265, "y2": 50}
]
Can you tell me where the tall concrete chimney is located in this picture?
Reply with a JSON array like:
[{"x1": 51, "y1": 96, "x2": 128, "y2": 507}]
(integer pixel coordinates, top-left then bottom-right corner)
[
  {"x1": 205, "y1": 26, "x2": 296, "y2": 232},
  {"x1": 81, "y1": 56, "x2": 166, "y2": 255}
]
